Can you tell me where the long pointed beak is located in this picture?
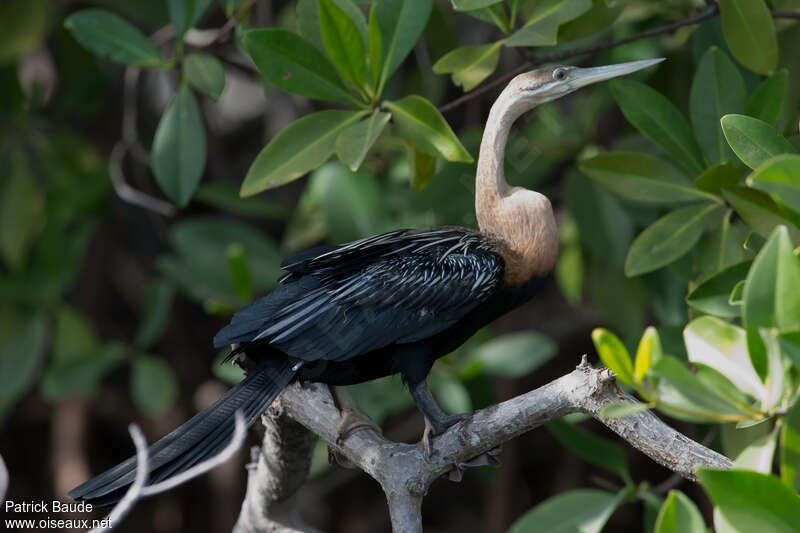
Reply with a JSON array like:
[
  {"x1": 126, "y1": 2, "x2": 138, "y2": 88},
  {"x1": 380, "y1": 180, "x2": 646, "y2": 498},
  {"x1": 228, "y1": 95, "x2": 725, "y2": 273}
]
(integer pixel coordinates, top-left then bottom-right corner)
[{"x1": 570, "y1": 58, "x2": 665, "y2": 89}]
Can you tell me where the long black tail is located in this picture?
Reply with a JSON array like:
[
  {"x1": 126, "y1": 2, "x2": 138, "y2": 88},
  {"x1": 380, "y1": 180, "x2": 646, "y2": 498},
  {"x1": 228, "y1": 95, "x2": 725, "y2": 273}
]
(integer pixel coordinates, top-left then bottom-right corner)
[{"x1": 68, "y1": 357, "x2": 296, "y2": 506}]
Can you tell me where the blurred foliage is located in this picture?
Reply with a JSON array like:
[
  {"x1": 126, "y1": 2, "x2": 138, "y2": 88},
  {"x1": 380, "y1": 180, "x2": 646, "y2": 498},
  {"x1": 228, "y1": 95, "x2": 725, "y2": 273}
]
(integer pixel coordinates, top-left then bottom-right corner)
[{"x1": 1, "y1": 0, "x2": 800, "y2": 531}]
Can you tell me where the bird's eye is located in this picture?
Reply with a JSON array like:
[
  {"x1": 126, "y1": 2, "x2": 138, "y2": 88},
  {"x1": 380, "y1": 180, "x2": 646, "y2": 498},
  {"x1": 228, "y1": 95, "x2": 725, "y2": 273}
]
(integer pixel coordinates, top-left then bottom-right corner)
[{"x1": 553, "y1": 68, "x2": 567, "y2": 81}]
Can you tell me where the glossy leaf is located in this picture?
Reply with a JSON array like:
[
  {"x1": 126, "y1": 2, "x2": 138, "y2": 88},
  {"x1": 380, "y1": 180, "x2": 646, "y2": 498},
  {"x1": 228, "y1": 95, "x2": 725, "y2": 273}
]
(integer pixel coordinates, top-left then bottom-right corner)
[
  {"x1": 131, "y1": 355, "x2": 178, "y2": 417},
  {"x1": 779, "y1": 331, "x2": 800, "y2": 370},
  {"x1": 722, "y1": 186, "x2": 800, "y2": 241},
  {"x1": 684, "y1": 316, "x2": 764, "y2": 403},
  {"x1": 742, "y1": 226, "x2": 800, "y2": 378},
  {"x1": 625, "y1": 203, "x2": 723, "y2": 277},
  {"x1": 509, "y1": 489, "x2": 624, "y2": 533},
  {"x1": 580, "y1": 152, "x2": 711, "y2": 204},
  {"x1": 0, "y1": 153, "x2": 43, "y2": 271},
  {"x1": 241, "y1": 110, "x2": 366, "y2": 196},
  {"x1": 698, "y1": 469, "x2": 800, "y2": 533},
  {"x1": 64, "y1": 9, "x2": 164, "y2": 67},
  {"x1": 547, "y1": 419, "x2": 630, "y2": 480},
  {"x1": 469, "y1": 331, "x2": 557, "y2": 378},
  {"x1": 611, "y1": 80, "x2": 706, "y2": 175},
  {"x1": 505, "y1": 0, "x2": 592, "y2": 47},
  {"x1": 759, "y1": 329, "x2": 786, "y2": 411},
  {"x1": 183, "y1": 52, "x2": 225, "y2": 100},
  {"x1": 690, "y1": 47, "x2": 745, "y2": 165},
  {"x1": 0, "y1": 316, "x2": 47, "y2": 421},
  {"x1": 408, "y1": 148, "x2": 436, "y2": 191},
  {"x1": 748, "y1": 154, "x2": 800, "y2": 214},
  {"x1": 152, "y1": 83, "x2": 207, "y2": 207},
  {"x1": 336, "y1": 111, "x2": 391, "y2": 171},
  {"x1": 367, "y1": 7, "x2": 382, "y2": 91},
  {"x1": 687, "y1": 261, "x2": 751, "y2": 318},
  {"x1": 591, "y1": 328, "x2": 634, "y2": 386},
  {"x1": 694, "y1": 163, "x2": 742, "y2": 194},
  {"x1": 718, "y1": 0, "x2": 778, "y2": 75},
  {"x1": 385, "y1": 96, "x2": 472, "y2": 162},
  {"x1": 451, "y1": 0, "x2": 502, "y2": 9},
  {"x1": 780, "y1": 400, "x2": 800, "y2": 491},
  {"x1": 296, "y1": 0, "x2": 368, "y2": 53},
  {"x1": 654, "y1": 490, "x2": 706, "y2": 533},
  {"x1": 721, "y1": 114, "x2": 797, "y2": 169},
  {"x1": 242, "y1": 29, "x2": 359, "y2": 105},
  {"x1": 634, "y1": 326, "x2": 662, "y2": 381},
  {"x1": 134, "y1": 280, "x2": 174, "y2": 350},
  {"x1": 746, "y1": 69, "x2": 788, "y2": 126},
  {"x1": 432, "y1": 41, "x2": 503, "y2": 92},
  {"x1": 168, "y1": 0, "x2": 213, "y2": 39},
  {"x1": 598, "y1": 401, "x2": 651, "y2": 419},
  {"x1": 373, "y1": 0, "x2": 433, "y2": 93},
  {"x1": 734, "y1": 426, "x2": 778, "y2": 473},
  {"x1": 320, "y1": 0, "x2": 366, "y2": 86}
]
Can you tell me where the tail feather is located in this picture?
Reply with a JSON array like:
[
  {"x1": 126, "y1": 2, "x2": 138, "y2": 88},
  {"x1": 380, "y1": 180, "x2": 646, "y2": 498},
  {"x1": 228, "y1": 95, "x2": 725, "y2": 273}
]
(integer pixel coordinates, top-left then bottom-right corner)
[{"x1": 68, "y1": 357, "x2": 296, "y2": 506}]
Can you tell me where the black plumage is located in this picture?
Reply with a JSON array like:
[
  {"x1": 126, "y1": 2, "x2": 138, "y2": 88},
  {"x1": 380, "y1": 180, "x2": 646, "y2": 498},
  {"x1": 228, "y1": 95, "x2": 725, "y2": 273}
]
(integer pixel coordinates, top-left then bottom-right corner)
[{"x1": 70, "y1": 227, "x2": 545, "y2": 506}]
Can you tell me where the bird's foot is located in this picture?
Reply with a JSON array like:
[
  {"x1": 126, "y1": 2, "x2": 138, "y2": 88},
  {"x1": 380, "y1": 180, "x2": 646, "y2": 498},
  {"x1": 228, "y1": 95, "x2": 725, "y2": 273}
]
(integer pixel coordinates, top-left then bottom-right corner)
[
  {"x1": 447, "y1": 446, "x2": 502, "y2": 482},
  {"x1": 336, "y1": 408, "x2": 382, "y2": 445},
  {"x1": 421, "y1": 413, "x2": 468, "y2": 457}
]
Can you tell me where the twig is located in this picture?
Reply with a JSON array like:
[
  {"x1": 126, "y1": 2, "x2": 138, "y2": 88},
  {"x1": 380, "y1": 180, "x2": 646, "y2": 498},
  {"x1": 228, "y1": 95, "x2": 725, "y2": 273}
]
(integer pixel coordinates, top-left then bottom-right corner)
[
  {"x1": 88, "y1": 425, "x2": 149, "y2": 533},
  {"x1": 139, "y1": 411, "x2": 247, "y2": 497},
  {"x1": 0, "y1": 451, "x2": 8, "y2": 504},
  {"x1": 241, "y1": 357, "x2": 732, "y2": 532},
  {"x1": 651, "y1": 426, "x2": 720, "y2": 494},
  {"x1": 439, "y1": 6, "x2": 800, "y2": 114},
  {"x1": 109, "y1": 142, "x2": 176, "y2": 217}
]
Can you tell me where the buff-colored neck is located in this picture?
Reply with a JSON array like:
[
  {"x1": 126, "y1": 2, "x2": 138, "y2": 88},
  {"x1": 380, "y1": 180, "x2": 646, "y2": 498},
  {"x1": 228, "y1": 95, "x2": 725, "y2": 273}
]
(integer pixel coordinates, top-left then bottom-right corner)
[{"x1": 475, "y1": 86, "x2": 558, "y2": 284}]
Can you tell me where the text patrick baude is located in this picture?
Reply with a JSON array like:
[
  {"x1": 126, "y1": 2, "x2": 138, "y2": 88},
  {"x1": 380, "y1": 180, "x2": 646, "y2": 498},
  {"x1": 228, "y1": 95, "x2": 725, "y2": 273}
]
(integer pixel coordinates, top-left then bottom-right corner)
[{"x1": 5, "y1": 500, "x2": 93, "y2": 513}]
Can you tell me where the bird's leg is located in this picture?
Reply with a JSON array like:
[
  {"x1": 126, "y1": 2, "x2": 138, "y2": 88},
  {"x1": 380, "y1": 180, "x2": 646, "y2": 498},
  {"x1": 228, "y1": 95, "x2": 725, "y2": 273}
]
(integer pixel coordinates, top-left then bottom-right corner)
[
  {"x1": 329, "y1": 385, "x2": 382, "y2": 444},
  {"x1": 409, "y1": 379, "x2": 468, "y2": 457}
]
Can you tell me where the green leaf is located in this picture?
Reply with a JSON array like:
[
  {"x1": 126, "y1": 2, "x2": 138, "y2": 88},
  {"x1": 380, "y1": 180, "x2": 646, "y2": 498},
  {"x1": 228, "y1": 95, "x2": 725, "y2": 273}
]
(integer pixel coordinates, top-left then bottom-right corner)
[
  {"x1": 320, "y1": 0, "x2": 367, "y2": 87},
  {"x1": 547, "y1": 419, "x2": 630, "y2": 480},
  {"x1": 242, "y1": 29, "x2": 360, "y2": 105},
  {"x1": 407, "y1": 147, "x2": 436, "y2": 191},
  {"x1": 683, "y1": 316, "x2": 765, "y2": 403},
  {"x1": 385, "y1": 95, "x2": 472, "y2": 162},
  {"x1": 690, "y1": 47, "x2": 746, "y2": 165},
  {"x1": 41, "y1": 307, "x2": 124, "y2": 399},
  {"x1": 722, "y1": 186, "x2": 800, "y2": 241},
  {"x1": 0, "y1": 316, "x2": 47, "y2": 421},
  {"x1": 591, "y1": 328, "x2": 634, "y2": 386},
  {"x1": 226, "y1": 243, "x2": 252, "y2": 302},
  {"x1": 654, "y1": 490, "x2": 706, "y2": 533},
  {"x1": 721, "y1": 114, "x2": 797, "y2": 169},
  {"x1": 432, "y1": 41, "x2": 503, "y2": 92},
  {"x1": 734, "y1": 425, "x2": 778, "y2": 472},
  {"x1": 505, "y1": 0, "x2": 592, "y2": 47},
  {"x1": 744, "y1": 232, "x2": 767, "y2": 254},
  {"x1": 367, "y1": 7, "x2": 382, "y2": 92},
  {"x1": 598, "y1": 401, "x2": 651, "y2": 419},
  {"x1": 0, "y1": 152, "x2": 43, "y2": 271},
  {"x1": 296, "y1": 0, "x2": 368, "y2": 53},
  {"x1": 131, "y1": 355, "x2": 178, "y2": 417},
  {"x1": 748, "y1": 154, "x2": 800, "y2": 214},
  {"x1": 687, "y1": 261, "x2": 752, "y2": 318},
  {"x1": 697, "y1": 469, "x2": 800, "y2": 533},
  {"x1": 743, "y1": 226, "x2": 800, "y2": 378},
  {"x1": 555, "y1": 216, "x2": 583, "y2": 305},
  {"x1": 152, "y1": 83, "x2": 207, "y2": 207},
  {"x1": 746, "y1": 69, "x2": 788, "y2": 126},
  {"x1": 634, "y1": 326, "x2": 662, "y2": 381},
  {"x1": 168, "y1": 0, "x2": 213, "y2": 39},
  {"x1": 451, "y1": 0, "x2": 502, "y2": 9},
  {"x1": 469, "y1": 331, "x2": 557, "y2": 378},
  {"x1": 509, "y1": 489, "x2": 624, "y2": 533},
  {"x1": 336, "y1": 111, "x2": 391, "y2": 171},
  {"x1": 241, "y1": 110, "x2": 365, "y2": 196},
  {"x1": 780, "y1": 400, "x2": 800, "y2": 491},
  {"x1": 373, "y1": 0, "x2": 433, "y2": 94},
  {"x1": 64, "y1": 9, "x2": 164, "y2": 67},
  {"x1": 183, "y1": 52, "x2": 225, "y2": 100},
  {"x1": 611, "y1": 80, "x2": 706, "y2": 175},
  {"x1": 429, "y1": 373, "x2": 471, "y2": 414},
  {"x1": 0, "y1": 0, "x2": 47, "y2": 64},
  {"x1": 194, "y1": 182, "x2": 287, "y2": 219},
  {"x1": 694, "y1": 163, "x2": 742, "y2": 194},
  {"x1": 134, "y1": 280, "x2": 174, "y2": 350},
  {"x1": 625, "y1": 203, "x2": 723, "y2": 277},
  {"x1": 779, "y1": 331, "x2": 800, "y2": 370},
  {"x1": 718, "y1": 0, "x2": 778, "y2": 75},
  {"x1": 580, "y1": 152, "x2": 712, "y2": 204}
]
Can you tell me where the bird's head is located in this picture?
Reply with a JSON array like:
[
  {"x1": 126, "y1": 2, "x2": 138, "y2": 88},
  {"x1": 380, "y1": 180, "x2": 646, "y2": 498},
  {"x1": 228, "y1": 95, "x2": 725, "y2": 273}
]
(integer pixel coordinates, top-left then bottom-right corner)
[{"x1": 503, "y1": 57, "x2": 665, "y2": 110}]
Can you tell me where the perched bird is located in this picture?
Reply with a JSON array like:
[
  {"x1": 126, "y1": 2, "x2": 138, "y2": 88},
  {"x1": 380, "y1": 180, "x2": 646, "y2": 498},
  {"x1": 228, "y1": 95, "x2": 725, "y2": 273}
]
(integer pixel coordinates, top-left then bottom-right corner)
[{"x1": 70, "y1": 58, "x2": 663, "y2": 506}]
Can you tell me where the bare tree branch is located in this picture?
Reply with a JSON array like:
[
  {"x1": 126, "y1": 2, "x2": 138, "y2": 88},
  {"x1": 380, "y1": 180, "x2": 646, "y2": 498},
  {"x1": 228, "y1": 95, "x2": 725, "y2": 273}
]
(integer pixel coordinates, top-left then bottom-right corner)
[{"x1": 240, "y1": 358, "x2": 732, "y2": 532}]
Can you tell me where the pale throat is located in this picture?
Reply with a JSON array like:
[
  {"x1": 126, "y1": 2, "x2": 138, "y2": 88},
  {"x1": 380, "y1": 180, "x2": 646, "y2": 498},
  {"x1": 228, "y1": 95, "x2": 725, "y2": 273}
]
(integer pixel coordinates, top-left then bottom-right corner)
[{"x1": 475, "y1": 88, "x2": 558, "y2": 284}]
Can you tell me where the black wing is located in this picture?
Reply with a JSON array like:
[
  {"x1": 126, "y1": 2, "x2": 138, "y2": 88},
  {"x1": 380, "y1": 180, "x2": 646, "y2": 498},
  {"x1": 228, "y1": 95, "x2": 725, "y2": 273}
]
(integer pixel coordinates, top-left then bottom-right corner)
[{"x1": 213, "y1": 228, "x2": 504, "y2": 362}]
